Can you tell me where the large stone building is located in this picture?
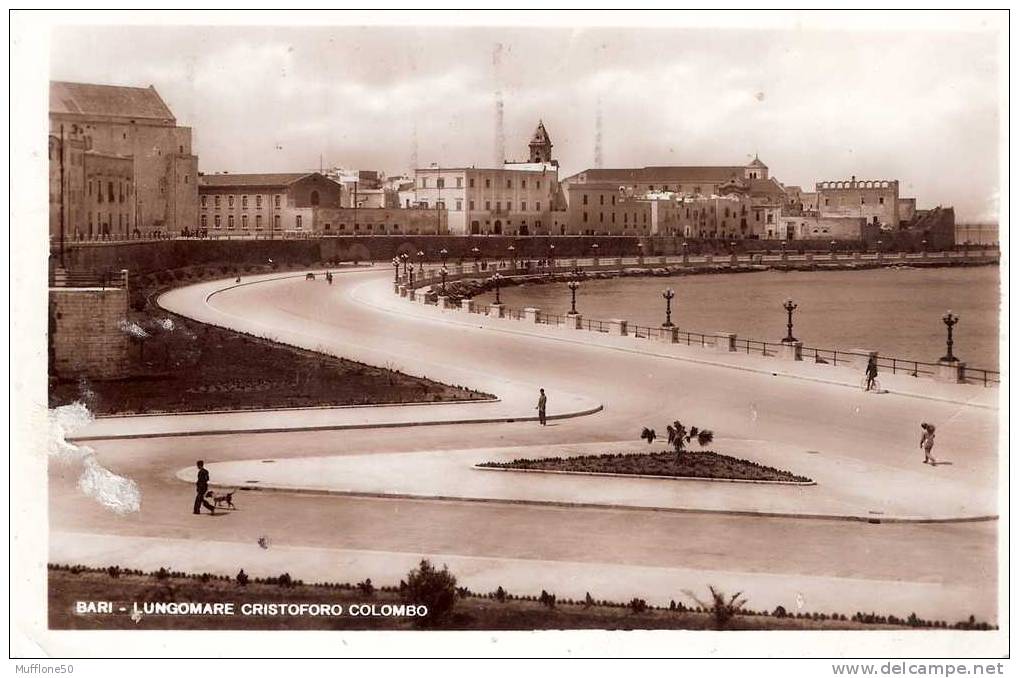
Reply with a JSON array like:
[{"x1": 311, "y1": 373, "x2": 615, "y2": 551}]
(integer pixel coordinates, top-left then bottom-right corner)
[
  {"x1": 49, "y1": 81, "x2": 199, "y2": 240},
  {"x1": 561, "y1": 155, "x2": 772, "y2": 196},
  {"x1": 413, "y1": 122, "x2": 565, "y2": 236},
  {"x1": 198, "y1": 172, "x2": 343, "y2": 235},
  {"x1": 813, "y1": 177, "x2": 901, "y2": 229}
]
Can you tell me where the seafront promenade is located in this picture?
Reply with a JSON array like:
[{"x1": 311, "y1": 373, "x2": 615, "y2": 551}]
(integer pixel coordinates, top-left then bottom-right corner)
[{"x1": 52, "y1": 267, "x2": 1000, "y2": 622}]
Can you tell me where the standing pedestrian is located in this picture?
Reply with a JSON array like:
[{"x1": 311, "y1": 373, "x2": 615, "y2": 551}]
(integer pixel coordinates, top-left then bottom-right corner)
[
  {"x1": 864, "y1": 354, "x2": 879, "y2": 391},
  {"x1": 193, "y1": 460, "x2": 216, "y2": 515},
  {"x1": 920, "y1": 423, "x2": 937, "y2": 465},
  {"x1": 536, "y1": 388, "x2": 547, "y2": 426}
]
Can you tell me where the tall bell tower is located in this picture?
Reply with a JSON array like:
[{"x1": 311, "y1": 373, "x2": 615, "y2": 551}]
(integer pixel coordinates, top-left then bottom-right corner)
[{"x1": 528, "y1": 120, "x2": 553, "y2": 164}]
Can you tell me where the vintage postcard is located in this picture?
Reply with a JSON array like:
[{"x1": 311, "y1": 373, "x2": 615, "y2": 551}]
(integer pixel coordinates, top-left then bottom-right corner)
[{"x1": 10, "y1": 9, "x2": 1009, "y2": 663}]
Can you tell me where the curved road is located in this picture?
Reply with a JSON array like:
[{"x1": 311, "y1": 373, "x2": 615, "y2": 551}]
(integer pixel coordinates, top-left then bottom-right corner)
[{"x1": 51, "y1": 267, "x2": 999, "y2": 621}]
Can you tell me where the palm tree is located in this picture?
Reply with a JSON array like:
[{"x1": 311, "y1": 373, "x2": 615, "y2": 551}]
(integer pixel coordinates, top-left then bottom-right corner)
[
  {"x1": 640, "y1": 427, "x2": 656, "y2": 445},
  {"x1": 684, "y1": 586, "x2": 748, "y2": 630},
  {"x1": 667, "y1": 420, "x2": 713, "y2": 457}
]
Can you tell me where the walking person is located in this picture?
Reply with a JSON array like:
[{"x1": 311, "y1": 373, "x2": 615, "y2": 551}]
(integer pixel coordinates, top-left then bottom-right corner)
[
  {"x1": 864, "y1": 354, "x2": 879, "y2": 392},
  {"x1": 193, "y1": 460, "x2": 216, "y2": 515},
  {"x1": 536, "y1": 388, "x2": 547, "y2": 426},
  {"x1": 920, "y1": 423, "x2": 937, "y2": 465}
]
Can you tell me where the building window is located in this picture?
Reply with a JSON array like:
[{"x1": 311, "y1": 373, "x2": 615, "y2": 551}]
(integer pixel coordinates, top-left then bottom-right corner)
[
  {"x1": 599, "y1": 212, "x2": 604, "y2": 223},
  {"x1": 485, "y1": 201, "x2": 491, "y2": 210},
  {"x1": 108, "y1": 182, "x2": 114, "y2": 202},
  {"x1": 242, "y1": 195, "x2": 248, "y2": 208},
  {"x1": 469, "y1": 178, "x2": 475, "y2": 188},
  {"x1": 599, "y1": 195, "x2": 604, "y2": 205},
  {"x1": 200, "y1": 215, "x2": 207, "y2": 228},
  {"x1": 274, "y1": 215, "x2": 281, "y2": 230},
  {"x1": 520, "y1": 201, "x2": 526, "y2": 211},
  {"x1": 256, "y1": 215, "x2": 263, "y2": 229},
  {"x1": 879, "y1": 197, "x2": 885, "y2": 205},
  {"x1": 274, "y1": 195, "x2": 281, "y2": 208},
  {"x1": 214, "y1": 215, "x2": 221, "y2": 228},
  {"x1": 242, "y1": 215, "x2": 248, "y2": 229},
  {"x1": 296, "y1": 215, "x2": 302, "y2": 229},
  {"x1": 215, "y1": 195, "x2": 221, "y2": 207},
  {"x1": 583, "y1": 212, "x2": 588, "y2": 222},
  {"x1": 184, "y1": 175, "x2": 189, "y2": 184},
  {"x1": 469, "y1": 200, "x2": 475, "y2": 210},
  {"x1": 420, "y1": 178, "x2": 428, "y2": 188},
  {"x1": 456, "y1": 177, "x2": 462, "y2": 188},
  {"x1": 256, "y1": 195, "x2": 262, "y2": 207},
  {"x1": 506, "y1": 180, "x2": 512, "y2": 189},
  {"x1": 825, "y1": 198, "x2": 830, "y2": 206},
  {"x1": 535, "y1": 201, "x2": 541, "y2": 211},
  {"x1": 611, "y1": 195, "x2": 616, "y2": 206},
  {"x1": 536, "y1": 181, "x2": 542, "y2": 189},
  {"x1": 582, "y1": 194, "x2": 588, "y2": 205},
  {"x1": 228, "y1": 215, "x2": 235, "y2": 229},
  {"x1": 201, "y1": 195, "x2": 207, "y2": 207},
  {"x1": 436, "y1": 178, "x2": 444, "y2": 189},
  {"x1": 521, "y1": 180, "x2": 527, "y2": 189},
  {"x1": 228, "y1": 195, "x2": 234, "y2": 207},
  {"x1": 310, "y1": 190, "x2": 320, "y2": 206},
  {"x1": 485, "y1": 179, "x2": 491, "y2": 188},
  {"x1": 456, "y1": 200, "x2": 463, "y2": 211},
  {"x1": 861, "y1": 197, "x2": 866, "y2": 205}
]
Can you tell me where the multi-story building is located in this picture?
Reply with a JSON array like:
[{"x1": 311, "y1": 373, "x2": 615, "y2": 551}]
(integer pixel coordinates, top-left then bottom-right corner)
[
  {"x1": 562, "y1": 183, "x2": 653, "y2": 235},
  {"x1": 311, "y1": 207, "x2": 447, "y2": 236},
  {"x1": 814, "y1": 177, "x2": 900, "y2": 229},
  {"x1": 49, "y1": 81, "x2": 199, "y2": 239},
  {"x1": 198, "y1": 172, "x2": 342, "y2": 235},
  {"x1": 413, "y1": 122, "x2": 564, "y2": 236},
  {"x1": 562, "y1": 155, "x2": 772, "y2": 197}
]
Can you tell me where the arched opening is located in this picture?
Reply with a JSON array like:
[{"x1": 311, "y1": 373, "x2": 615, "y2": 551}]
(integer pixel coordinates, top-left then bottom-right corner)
[
  {"x1": 494, "y1": 220, "x2": 502, "y2": 235},
  {"x1": 520, "y1": 223, "x2": 530, "y2": 236},
  {"x1": 310, "y1": 190, "x2": 320, "y2": 206},
  {"x1": 470, "y1": 220, "x2": 481, "y2": 235}
]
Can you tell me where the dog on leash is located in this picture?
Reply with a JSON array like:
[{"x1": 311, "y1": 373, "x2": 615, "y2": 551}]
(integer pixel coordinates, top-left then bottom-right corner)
[{"x1": 205, "y1": 490, "x2": 237, "y2": 510}]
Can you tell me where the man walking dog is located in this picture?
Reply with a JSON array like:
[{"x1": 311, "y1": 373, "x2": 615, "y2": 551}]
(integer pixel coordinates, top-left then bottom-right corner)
[{"x1": 193, "y1": 460, "x2": 216, "y2": 515}]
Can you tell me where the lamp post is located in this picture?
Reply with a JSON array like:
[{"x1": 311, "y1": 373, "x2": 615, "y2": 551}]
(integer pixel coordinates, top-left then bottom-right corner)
[
  {"x1": 681, "y1": 241, "x2": 688, "y2": 262},
  {"x1": 941, "y1": 311, "x2": 959, "y2": 362},
  {"x1": 440, "y1": 266, "x2": 449, "y2": 295},
  {"x1": 591, "y1": 242, "x2": 599, "y2": 265},
  {"x1": 829, "y1": 239, "x2": 837, "y2": 254},
  {"x1": 548, "y1": 242, "x2": 556, "y2": 274},
  {"x1": 400, "y1": 252, "x2": 409, "y2": 279},
  {"x1": 471, "y1": 246, "x2": 480, "y2": 269},
  {"x1": 921, "y1": 239, "x2": 928, "y2": 254},
  {"x1": 417, "y1": 250, "x2": 425, "y2": 275},
  {"x1": 876, "y1": 239, "x2": 883, "y2": 252},
  {"x1": 392, "y1": 256, "x2": 400, "y2": 285},
  {"x1": 782, "y1": 298, "x2": 798, "y2": 343},
  {"x1": 662, "y1": 288, "x2": 675, "y2": 328},
  {"x1": 507, "y1": 243, "x2": 516, "y2": 269},
  {"x1": 491, "y1": 272, "x2": 503, "y2": 305},
  {"x1": 637, "y1": 241, "x2": 644, "y2": 263},
  {"x1": 439, "y1": 247, "x2": 449, "y2": 267},
  {"x1": 567, "y1": 279, "x2": 581, "y2": 315}
]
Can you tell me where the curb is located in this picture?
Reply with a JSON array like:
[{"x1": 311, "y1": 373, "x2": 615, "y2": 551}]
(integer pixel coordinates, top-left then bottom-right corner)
[
  {"x1": 69, "y1": 403, "x2": 605, "y2": 442},
  {"x1": 205, "y1": 481, "x2": 998, "y2": 525},
  {"x1": 472, "y1": 464, "x2": 816, "y2": 486}
]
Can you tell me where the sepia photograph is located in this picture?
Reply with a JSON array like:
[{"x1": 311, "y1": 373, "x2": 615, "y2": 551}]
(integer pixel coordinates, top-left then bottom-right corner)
[{"x1": 9, "y1": 8, "x2": 1009, "y2": 663}]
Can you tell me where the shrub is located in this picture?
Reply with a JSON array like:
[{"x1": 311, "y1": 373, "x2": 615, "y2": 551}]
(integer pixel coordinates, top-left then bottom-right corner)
[
  {"x1": 402, "y1": 559, "x2": 458, "y2": 628},
  {"x1": 539, "y1": 590, "x2": 557, "y2": 609},
  {"x1": 357, "y1": 578, "x2": 374, "y2": 597},
  {"x1": 585, "y1": 592, "x2": 595, "y2": 608},
  {"x1": 687, "y1": 586, "x2": 747, "y2": 630},
  {"x1": 106, "y1": 566, "x2": 121, "y2": 579},
  {"x1": 494, "y1": 586, "x2": 506, "y2": 603},
  {"x1": 629, "y1": 598, "x2": 648, "y2": 614}
]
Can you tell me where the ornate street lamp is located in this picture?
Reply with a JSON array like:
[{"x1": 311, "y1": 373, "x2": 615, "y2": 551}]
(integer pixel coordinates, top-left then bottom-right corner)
[
  {"x1": 567, "y1": 279, "x2": 581, "y2": 315},
  {"x1": 877, "y1": 239, "x2": 883, "y2": 252},
  {"x1": 548, "y1": 242, "x2": 556, "y2": 274},
  {"x1": 491, "y1": 272, "x2": 503, "y2": 305},
  {"x1": 400, "y1": 252, "x2": 409, "y2": 278},
  {"x1": 921, "y1": 239, "x2": 928, "y2": 253},
  {"x1": 417, "y1": 250, "x2": 425, "y2": 274},
  {"x1": 662, "y1": 288, "x2": 676, "y2": 328},
  {"x1": 591, "y1": 242, "x2": 599, "y2": 264},
  {"x1": 507, "y1": 243, "x2": 516, "y2": 269},
  {"x1": 440, "y1": 266, "x2": 449, "y2": 295},
  {"x1": 471, "y1": 246, "x2": 480, "y2": 268},
  {"x1": 941, "y1": 311, "x2": 959, "y2": 362},
  {"x1": 439, "y1": 248, "x2": 449, "y2": 266},
  {"x1": 782, "y1": 298, "x2": 798, "y2": 343},
  {"x1": 392, "y1": 256, "x2": 400, "y2": 284},
  {"x1": 637, "y1": 241, "x2": 644, "y2": 261},
  {"x1": 829, "y1": 239, "x2": 837, "y2": 253}
]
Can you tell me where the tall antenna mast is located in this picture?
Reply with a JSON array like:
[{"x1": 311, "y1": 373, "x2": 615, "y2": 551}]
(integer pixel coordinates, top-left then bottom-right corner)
[
  {"x1": 594, "y1": 98, "x2": 604, "y2": 169},
  {"x1": 493, "y1": 42, "x2": 505, "y2": 166}
]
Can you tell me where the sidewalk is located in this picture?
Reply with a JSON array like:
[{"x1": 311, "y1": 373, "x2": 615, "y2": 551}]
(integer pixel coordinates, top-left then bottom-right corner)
[{"x1": 363, "y1": 277, "x2": 999, "y2": 411}]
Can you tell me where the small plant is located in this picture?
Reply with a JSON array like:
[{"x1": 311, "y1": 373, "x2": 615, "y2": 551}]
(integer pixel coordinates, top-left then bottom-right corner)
[
  {"x1": 666, "y1": 420, "x2": 714, "y2": 456},
  {"x1": 685, "y1": 586, "x2": 747, "y2": 630},
  {"x1": 402, "y1": 559, "x2": 458, "y2": 628}
]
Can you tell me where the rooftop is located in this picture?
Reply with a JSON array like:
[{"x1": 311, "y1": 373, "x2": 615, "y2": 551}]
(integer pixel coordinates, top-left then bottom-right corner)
[
  {"x1": 198, "y1": 172, "x2": 319, "y2": 188},
  {"x1": 50, "y1": 81, "x2": 176, "y2": 122}
]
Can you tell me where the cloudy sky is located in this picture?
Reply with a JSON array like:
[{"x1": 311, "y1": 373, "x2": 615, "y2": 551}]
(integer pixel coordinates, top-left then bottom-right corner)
[{"x1": 51, "y1": 20, "x2": 1002, "y2": 221}]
